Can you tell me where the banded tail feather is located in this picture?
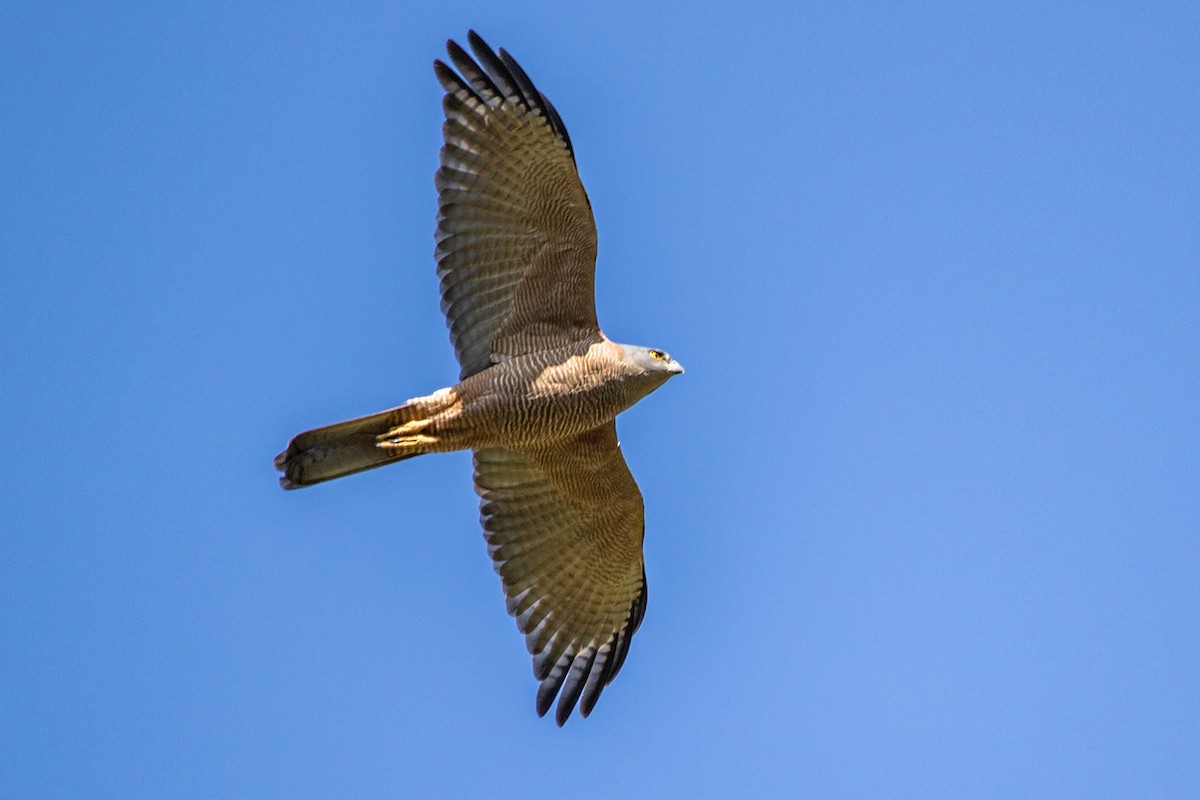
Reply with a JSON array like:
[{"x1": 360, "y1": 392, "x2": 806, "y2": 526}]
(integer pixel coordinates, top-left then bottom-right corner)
[{"x1": 275, "y1": 398, "x2": 441, "y2": 489}]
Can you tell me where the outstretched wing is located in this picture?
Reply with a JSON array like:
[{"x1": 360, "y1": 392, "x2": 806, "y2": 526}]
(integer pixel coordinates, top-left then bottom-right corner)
[
  {"x1": 434, "y1": 31, "x2": 600, "y2": 379},
  {"x1": 473, "y1": 423, "x2": 648, "y2": 725}
]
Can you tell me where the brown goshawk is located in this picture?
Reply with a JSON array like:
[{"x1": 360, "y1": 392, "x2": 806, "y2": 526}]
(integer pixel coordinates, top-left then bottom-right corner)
[{"x1": 275, "y1": 31, "x2": 683, "y2": 725}]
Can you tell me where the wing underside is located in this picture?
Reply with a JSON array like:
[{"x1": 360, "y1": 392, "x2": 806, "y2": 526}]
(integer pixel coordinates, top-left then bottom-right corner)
[
  {"x1": 473, "y1": 423, "x2": 648, "y2": 724},
  {"x1": 434, "y1": 32, "x2": 600, "y2": 379}
]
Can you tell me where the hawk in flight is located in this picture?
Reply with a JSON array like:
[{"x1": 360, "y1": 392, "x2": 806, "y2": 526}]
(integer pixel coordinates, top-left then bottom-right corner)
[{"x1": 275, "y1": 31, "x2": 683, "y2": 725}]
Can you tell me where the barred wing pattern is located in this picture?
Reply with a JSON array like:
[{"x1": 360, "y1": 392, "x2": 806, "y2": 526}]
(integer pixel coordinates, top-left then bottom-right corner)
[
  {"x1": 474, "y1": 422, "x2": 648, "y2": 725},
  {"x1": 434, "y1": 32, "x2": 599, "y2": 379}
]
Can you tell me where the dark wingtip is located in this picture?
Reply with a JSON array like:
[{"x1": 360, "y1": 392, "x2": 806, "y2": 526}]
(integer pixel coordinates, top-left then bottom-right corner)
[
  {"x1": 535, "y1": 651, "x2": 572, "y2": 721},
  {"x1": 445, "y1": 39, "x2": 469, "y2": 67},
  {"x1": 529, "y1": 572, "x2": 649, "y2": 724},
  {"x1": 432, "y1": 59, "x2": 456, "y2": 87},
  {"x1": 555, "y1": 677, "x2": 579, "y2": 726},
  {"x1": 438, "y1": 30, "x2": 575, "y2": 161}
]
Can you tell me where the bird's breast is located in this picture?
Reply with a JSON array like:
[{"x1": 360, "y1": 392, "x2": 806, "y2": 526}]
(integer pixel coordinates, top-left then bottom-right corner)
[{"x1": 453, "y1": 344, "x2": 633, "y2": 447}]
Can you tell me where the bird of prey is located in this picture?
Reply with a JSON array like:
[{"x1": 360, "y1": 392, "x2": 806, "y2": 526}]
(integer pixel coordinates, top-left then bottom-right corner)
[{"x1": 275, "y1": 31, "x2": 683, "y2": 725}]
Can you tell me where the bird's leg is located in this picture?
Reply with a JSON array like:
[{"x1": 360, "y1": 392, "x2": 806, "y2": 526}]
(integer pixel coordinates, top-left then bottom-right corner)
[{"x1": 377, "y1": 417, "x2": 440, "y2": 450}]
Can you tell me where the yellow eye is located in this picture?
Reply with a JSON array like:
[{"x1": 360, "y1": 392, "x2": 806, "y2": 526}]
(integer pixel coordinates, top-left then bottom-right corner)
[{"x1": 649, "y1": 349, "x2": 667, "y2": 361}]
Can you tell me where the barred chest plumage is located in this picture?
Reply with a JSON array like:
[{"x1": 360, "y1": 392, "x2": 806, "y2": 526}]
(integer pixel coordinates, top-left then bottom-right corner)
[{"x1": 446, "y1": 339, "x2": 640, "y2": 448}]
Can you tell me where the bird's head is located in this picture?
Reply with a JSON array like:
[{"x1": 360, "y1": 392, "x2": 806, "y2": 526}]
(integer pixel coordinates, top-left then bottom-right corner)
[{"x1": 620, "y1": 344, "x2": 684, "y2": 393}]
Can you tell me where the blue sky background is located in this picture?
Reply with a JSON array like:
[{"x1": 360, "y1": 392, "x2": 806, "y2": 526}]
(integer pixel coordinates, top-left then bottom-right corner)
[{"x1": 3, "y1": 2, "x2": 1198, "y2": 797}]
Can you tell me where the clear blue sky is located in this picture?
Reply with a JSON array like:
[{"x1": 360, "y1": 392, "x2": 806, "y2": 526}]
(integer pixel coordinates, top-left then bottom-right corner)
[{"x1": 3, "y1": 2, "x2": 1198, "y2": 797}]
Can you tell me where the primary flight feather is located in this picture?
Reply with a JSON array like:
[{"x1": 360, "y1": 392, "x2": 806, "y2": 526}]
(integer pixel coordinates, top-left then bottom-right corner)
[{"x1": 275, "y1": 31, "x2": 683, "y2": 725}]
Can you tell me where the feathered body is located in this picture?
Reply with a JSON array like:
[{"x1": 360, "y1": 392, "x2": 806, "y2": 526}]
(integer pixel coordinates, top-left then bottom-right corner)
[
  {"x1": 276, "y1": 339, "x2": 674, "y2": 486},
  {"x1": 275, "y1": 32, "x2": 682, "y2": 725}
]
